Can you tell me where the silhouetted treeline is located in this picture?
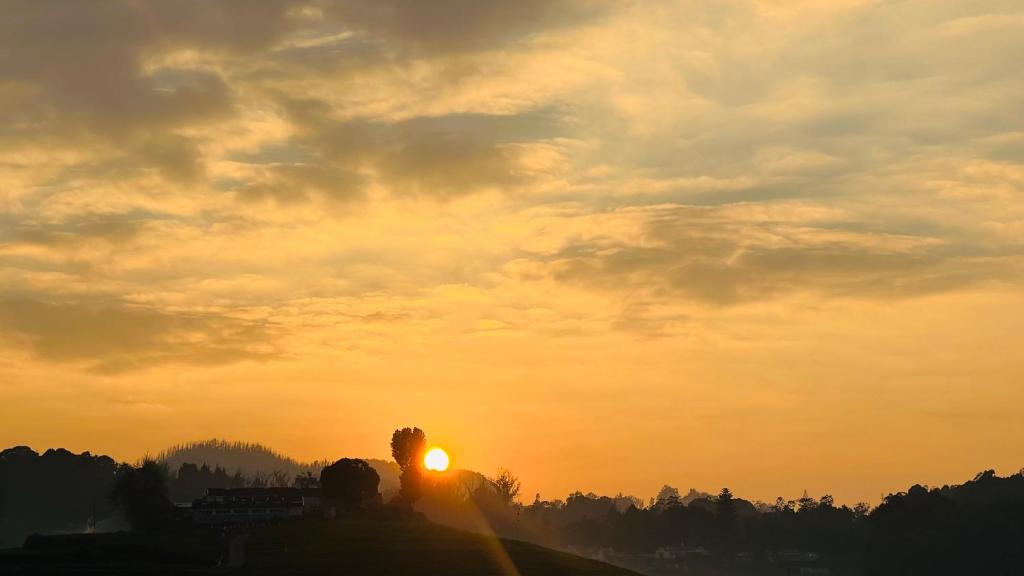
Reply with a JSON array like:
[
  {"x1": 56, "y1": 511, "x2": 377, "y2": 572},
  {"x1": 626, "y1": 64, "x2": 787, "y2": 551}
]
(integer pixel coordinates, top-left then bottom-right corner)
[
  {"x1": 535, "y1": 489, "x2": 864, "y2": 572},
  {"x1": 4, "y1": 442, "x2": 1023, "y2": 575},
  {"x1": 168, "y1": 463, "x2": 247, "y2": 502},
  {"x1": 0, "y1": 447, "x2": 121, "y2": 548},
  {"x1": 416, "y1": 470, "x2": 1024, "y2": 575},
  {"x1": 864, "y1": 470, "x2": 1024, "y2": 575},
  {"x1": 0, "y1": 444, "x2": 335, "y2": 547},
  {"x1": 157, "y1": 439, "x2": 316, "y2": 481}
]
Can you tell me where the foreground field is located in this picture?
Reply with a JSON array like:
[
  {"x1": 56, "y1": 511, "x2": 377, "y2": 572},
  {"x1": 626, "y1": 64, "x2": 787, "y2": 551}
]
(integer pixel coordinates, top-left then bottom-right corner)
[
  {"x1": 0, "y1": 530, "x2": 224, "y2": 574},
  {"x1": 0, "y1": 519, "x2": 639, "y2": 575},
  {"x1": 244, "y1": 519, "x2": 639, "y2": 575}
]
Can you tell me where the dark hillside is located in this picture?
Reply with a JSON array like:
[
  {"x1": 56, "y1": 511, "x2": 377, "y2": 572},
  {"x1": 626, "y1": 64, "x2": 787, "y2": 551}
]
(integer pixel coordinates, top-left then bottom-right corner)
[
  {"x1": 245, "y1": 519, "x2": 640, "y2": 576},
  {"x1": 0, "y1": 520, "x2": 639, "y2": 576}
]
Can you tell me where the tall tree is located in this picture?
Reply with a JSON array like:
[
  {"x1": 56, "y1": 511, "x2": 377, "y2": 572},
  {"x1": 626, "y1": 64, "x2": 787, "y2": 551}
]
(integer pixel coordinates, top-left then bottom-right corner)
[
  {"x1": 390, "y1": 427, "x2": 426, "y2": 505},
  {"x1": 715, "y1": 487, "x2": 737, "y2": 553}
]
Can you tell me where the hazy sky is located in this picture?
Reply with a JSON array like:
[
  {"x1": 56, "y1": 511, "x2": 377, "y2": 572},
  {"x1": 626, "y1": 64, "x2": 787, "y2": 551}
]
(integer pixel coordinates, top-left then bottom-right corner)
[{"x1": 1, "y1": 0, "x2": 1023, "y2": 505}]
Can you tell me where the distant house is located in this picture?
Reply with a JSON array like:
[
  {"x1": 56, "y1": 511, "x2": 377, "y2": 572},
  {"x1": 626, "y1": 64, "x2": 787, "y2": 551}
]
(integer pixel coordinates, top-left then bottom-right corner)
[
  {"x1": 191, "y1": 487, "x2": 315, "y2": 524},
  {"x1": 298, "y1": 486, "x2": 321, "y2": 512}
]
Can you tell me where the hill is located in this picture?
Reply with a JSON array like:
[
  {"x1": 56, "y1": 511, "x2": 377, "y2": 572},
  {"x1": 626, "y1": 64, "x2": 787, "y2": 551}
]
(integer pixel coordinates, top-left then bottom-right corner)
[
  {"x1": 244, "y1": 518, "x2": 640, "y2": 576},
  {"x1": 157, "y1": 439, "x2": 400, "y2": 491}
]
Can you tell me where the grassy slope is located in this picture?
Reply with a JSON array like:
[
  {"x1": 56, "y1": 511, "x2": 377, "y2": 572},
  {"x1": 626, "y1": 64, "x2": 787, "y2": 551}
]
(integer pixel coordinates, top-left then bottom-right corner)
[
  {"x1": 0, "y1": 530, "x2": 224, "y2": 574},
  {"x1": 244, "y1": 519, "x2": 640, "y2": 576},
  {"x1": 0, "y1": 520, "x2": 638, "y2": 575}
]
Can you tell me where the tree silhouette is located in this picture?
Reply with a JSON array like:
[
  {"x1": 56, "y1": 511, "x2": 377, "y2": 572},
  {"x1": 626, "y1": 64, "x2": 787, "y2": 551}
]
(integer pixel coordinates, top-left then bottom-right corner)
[
  {"x1": 109, "y1": 460, "x2": 172, "y2": 532},
  {"x1": 493, "y1": 468, "x2": 522, "y2": 505},
  {"x1": 391, "y1": 427, "x2": 426, "y2": 505},
  {"x1": 715, "y1": 487, "x2": 737, "y2": 553},
  {"x1": 653, "y1": 485, "x2": 681, "y2": 509},
  {"x1": 270, "y1": 469, "x2": 290, "y2": 487},
  {"x1": 797, "y1": 489, "x2": 816, "y2": 512},
  {"x1": 169, "y1": 462, "x2": 245, "y2": 502},
  {"x1": 321, "y1": 458, "x2": 381, "y2": 513},
  {"x1": 390, "y1": 427, "x2": 426, "y2": 470}
]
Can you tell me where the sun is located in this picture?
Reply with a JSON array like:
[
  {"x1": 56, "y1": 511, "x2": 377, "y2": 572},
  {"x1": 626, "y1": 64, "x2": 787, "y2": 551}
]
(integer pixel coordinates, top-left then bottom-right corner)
[{"x1": 423, "y1": 447, "x2": 450, "y2": 472}]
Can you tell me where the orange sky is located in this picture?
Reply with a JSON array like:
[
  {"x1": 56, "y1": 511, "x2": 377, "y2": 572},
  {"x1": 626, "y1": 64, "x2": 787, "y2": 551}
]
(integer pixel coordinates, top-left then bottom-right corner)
[{"x1": 1, "y1": 0, "x2": 1023, "y2": 506}]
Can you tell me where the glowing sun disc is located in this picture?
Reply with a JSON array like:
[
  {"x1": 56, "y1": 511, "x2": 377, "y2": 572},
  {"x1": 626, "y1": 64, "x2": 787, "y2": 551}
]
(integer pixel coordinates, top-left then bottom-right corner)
[{"x1": 424, "y1": 447, "x2": 450, "y2": 471}]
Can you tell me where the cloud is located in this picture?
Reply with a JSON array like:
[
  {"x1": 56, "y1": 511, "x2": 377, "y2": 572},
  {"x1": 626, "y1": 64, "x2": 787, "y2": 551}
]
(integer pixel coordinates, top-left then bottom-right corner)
[
  {"x1": 0, "y1": 0, "x2": 300, "y2": 180},
  {"x1": 0, "y1": 216, "x2": 149, "y2": 250},
  {"x1": 318, "y1": 0, "x2": 615, "y2": 54},
  {"x1": 529, "y1": 204, "x2": 1021, "y2": 306},
  {"x1": 237, "y1": 164, "x2": 366, "y2": 205},
  {"x1": 0, "y1": 299, "x2": 278, "y2": 373},
  {"x1": 275, "y1": 100, "x2": 557, "y2": 199},
  {"x1": 377, "y1": 133, "x2": 525, "y2": 197}
]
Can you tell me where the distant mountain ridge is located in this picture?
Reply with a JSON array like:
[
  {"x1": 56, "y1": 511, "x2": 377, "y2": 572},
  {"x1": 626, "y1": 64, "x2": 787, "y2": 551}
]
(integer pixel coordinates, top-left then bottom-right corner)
[{"x1": 156, "y1": 439, "x2": 401, "y2": 491}]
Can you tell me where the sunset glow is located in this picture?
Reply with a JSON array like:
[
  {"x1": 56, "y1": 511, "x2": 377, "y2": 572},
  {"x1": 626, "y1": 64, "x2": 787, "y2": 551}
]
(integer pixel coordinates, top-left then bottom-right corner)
[{"x1": 0, "y1": 0, "x2": 1022, "y2": 509}]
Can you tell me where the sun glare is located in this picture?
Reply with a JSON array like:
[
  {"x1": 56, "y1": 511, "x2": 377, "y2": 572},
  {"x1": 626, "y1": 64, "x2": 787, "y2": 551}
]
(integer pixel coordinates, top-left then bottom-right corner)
[{"x1": 424, "y1": 447, "x2": 450, "y2": 472}]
